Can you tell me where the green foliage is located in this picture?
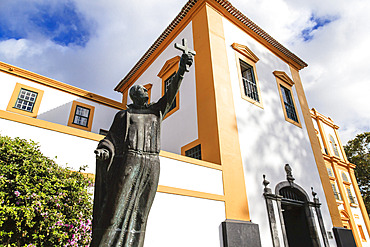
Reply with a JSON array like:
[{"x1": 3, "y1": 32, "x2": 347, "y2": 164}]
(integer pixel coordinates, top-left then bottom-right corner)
[
  {"x1": 0, "y1": 135, "x2": 93, "y2": 246},
  {"x1": 344, "y1": 132, "x2": 370, "y2": 216}
]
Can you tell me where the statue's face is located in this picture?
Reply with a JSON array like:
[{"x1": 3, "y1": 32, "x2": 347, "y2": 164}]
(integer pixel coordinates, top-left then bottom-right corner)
[{"x1": 132, "y1": 85, "x2": 149, "y2": 105}]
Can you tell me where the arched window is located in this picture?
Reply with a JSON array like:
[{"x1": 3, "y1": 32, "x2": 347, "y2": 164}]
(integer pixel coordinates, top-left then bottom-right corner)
[
  {"x1": 342, "y1": 172, "x2": 349, "y2": 183},
  {"x1": 329, "y1": 134, "x2": 340, "y2": 157}
]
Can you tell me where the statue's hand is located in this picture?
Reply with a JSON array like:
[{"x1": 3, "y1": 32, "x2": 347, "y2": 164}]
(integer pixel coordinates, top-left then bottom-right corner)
[
  {"x1": 180, "y1": 53, "x2": 193, "y2": 72},
  {"x1": 94, "y1": 148, "x2": 110, "y2": 161}
]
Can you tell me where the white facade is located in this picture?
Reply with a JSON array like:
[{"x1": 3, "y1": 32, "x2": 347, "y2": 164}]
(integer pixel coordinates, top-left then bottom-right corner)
[{"x1": 222, "y1": 16, "x2": 336, "y2": 247}]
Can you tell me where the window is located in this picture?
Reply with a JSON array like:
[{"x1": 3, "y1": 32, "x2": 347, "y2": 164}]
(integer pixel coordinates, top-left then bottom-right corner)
[
  {"x1": 327, "y1": 167, "x2": 334, "y2": 177},
  {"x1": 280, "y1": 85, "x2": 298, "y2": 122},
  {"x1": 68, "y1": 101, "x2": 95, "y2": 131},
  {"x1": 232, "y1": 43, "x2": 262, "y2": 108},
  {"x1": 185, "y1": 144, "x2": 202, "y2": 160},
  {"x1": 14, "y1": 88, "x2": 38, "y2": 112},
  {"x1": 73, "y1": 105, "x2": 90, "y2": 127},
  {"x1": 157, "y1": 56, "x2": 181, "y2": 119},
  {"x1": 342, "y1": 172, "x2": 349, "y2": 183},
  {"x1": 329, "y1": 135, "x2": 340, "y2": 157},
  {"x1": 274, "y1": 71, "x2": 301, "y2": 127},
  {"x1": 164, "y1": 73, "x2": 177, "y2": 112},
  {"x1": 346, "y1": 187, "x2": 356, "y2": 204},
  {"x1": 99, "y1": 129, "x2": 109, "y2": 136},
  {"x1": 240, "y1": 60, "x2": 259, "y2": 102},
  {"x1": 331, "y1": 182, "x2": 342, "y2": 201},
  {"x1": 7, "y1": 83, "x2": 44, "y2": 117}
]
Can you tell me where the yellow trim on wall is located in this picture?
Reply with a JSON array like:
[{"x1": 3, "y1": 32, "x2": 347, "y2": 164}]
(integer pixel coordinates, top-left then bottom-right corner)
[
  {"x1": 143, "y1": 83, "x2": 153, "y2": 104},
  {"x1": 0, "y1": 109, "x2": 103, "y2": 141},
  {"x1": 159, "y1": 56, "x2": 180, "y2": 119},
  {"x1": 181, "y1": 138, "x2": 202, "y2": 156},
  {"x1": 231, "y1": 43, "x2": 259, "y2": 63},
  {"x1": 274, "y1": 71, "x2": 301, "y2": 128},
  {"x1": 289, "y1": 65, "x2": 343, "y2": 227},
  {"x1": 7, "y1": 83, "x2": 44, "y2": 118},
  {"x1": 0, "y1": 61, "x2": 124, "y2": 110},
  {"x1": 234, "y1": 46, "x2": 263, "y2": 108},
  {"x1": 349, "y1": 168, "x2": 370, "y2": 238},
  {"x1": 67, "y1": 101, "x2": 95, "y2": 132},
  {"x1": 160, "y1": 150, "x2": 222, "y2": 171},
  {"x1": 193, "y1": 3, "x2": 250, "y2": 221},
  {"x1": 157, "y1": 185, "x2": 224, "y2": 202},
  {"x1": 333, "y1": 165, "x2": 363, "y2": 246}
]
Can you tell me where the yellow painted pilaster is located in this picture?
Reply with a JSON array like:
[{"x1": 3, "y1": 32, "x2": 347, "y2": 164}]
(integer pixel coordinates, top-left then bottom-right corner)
[
  {"x1": 332, "y1": 166, "x2": 362, "y2": 246},
  {"x1": 192, "y1": 2, "x2": 250, "y2": 221},
  {"x1": 290, "y1": 66, "x2": 343, "y2": 227},
  {"x1": 349, "y1": 168, "x2": 370, "y2": 238}
]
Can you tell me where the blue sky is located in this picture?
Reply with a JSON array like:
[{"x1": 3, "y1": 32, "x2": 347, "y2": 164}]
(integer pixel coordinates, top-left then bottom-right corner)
[{"x1": 0, "y1": 0, "x2": 369, "y2": 143}]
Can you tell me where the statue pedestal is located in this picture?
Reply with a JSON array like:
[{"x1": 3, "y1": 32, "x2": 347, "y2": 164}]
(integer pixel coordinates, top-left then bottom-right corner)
[
  {"x1": 333, "y1": 227, "x2": 356, "y2": 247},
  {"x1": 221, "y1": 220, "x2": 262, "y2": 247}
]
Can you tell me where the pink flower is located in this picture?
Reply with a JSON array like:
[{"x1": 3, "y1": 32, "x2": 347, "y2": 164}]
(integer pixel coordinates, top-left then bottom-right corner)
[{"x1": 14, "y1": 191, "x2": 20, "y2": 197}]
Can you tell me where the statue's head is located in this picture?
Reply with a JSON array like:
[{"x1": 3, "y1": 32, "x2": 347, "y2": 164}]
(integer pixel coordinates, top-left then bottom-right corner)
[{"x1": 129, "y1": 85, "x2": 149, "y2": 106}]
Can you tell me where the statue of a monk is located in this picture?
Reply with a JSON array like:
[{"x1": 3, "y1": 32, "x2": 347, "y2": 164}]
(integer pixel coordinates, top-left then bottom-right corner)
[{"x1": 90, "y1": 51, "x2": 193, "y2": 247}]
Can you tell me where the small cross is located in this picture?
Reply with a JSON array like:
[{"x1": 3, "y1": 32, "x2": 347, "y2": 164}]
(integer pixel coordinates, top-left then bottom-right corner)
[
  {"x1": 174, "y1": 38, "x2": 196, "y2": 56},
  {"x1": 174, "y1": 38, "x2": 196, "y2": 72}
]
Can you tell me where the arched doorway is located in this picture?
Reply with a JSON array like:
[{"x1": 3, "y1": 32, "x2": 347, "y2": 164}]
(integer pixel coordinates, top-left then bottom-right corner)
[{"x1": 279, "y1": 186, "x2": 318, "y2": 247}]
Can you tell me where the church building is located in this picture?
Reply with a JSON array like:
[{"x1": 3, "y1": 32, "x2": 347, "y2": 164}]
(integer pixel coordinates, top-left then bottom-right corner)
[{"x1": 0, "y1": 0, "x2": 368, "y2": 246}]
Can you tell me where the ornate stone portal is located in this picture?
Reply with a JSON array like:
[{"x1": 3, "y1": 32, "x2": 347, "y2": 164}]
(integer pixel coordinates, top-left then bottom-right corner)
[
  {"x1": 90, "y1": 39, "x2": 195, "y2": 247},
  {"x1": 263, "y1": 164, "x2": 329, "y2": 247}
]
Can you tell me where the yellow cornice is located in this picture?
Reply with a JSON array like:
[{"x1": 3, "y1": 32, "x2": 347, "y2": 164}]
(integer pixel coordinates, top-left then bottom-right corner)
[
  {"x1": 157, "y1": 56, "x2": 181, "y2": 79},
  {"x1": 0, "y1": 109, "x2": 103, "y2": 141},
  {"x1": 310, "y1": 108, "x2": 339, "y2": 130},
  {"x1": 0, "y1": 61, "x2": 124, "y2": 110},
  {"x1": 159, "y1": 150, "x2": 222, "y2": 171},
  {"x1": 323, "y1": 154, "x2": 356, "y2": 169},
  {"x1": 231, "y1": 43, "x2": 259, "y2": 63},
  {"x1": 273, "y1": 70, "x2": 295, "y2": 86}
]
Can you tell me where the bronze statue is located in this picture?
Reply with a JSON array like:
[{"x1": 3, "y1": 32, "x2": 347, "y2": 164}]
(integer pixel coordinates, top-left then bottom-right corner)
[{"x1": 91, "y1": 39, "x2": 195, "y2": 247}]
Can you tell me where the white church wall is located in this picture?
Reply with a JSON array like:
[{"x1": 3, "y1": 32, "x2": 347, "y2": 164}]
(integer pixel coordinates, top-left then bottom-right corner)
[
  {"x1": 222, "y1": 17, "x2": 336, "y2": 247},
  {"x1": 126, "y1": 22, "x2": 198, "y2": 155},
  {"x1": 145, "y1": 192, "x2": 225, "y2": 247},
  {"x1": 0, "y1": 115, "x2": 226, "y2": 247},
  {"x1": 159, "y1": 155, "x2": 223, "y2": 195},
  {"x1": 0, "y1": 69, "x2": 120, "y2": 135},
  {"x1": 0, "y1": 117, "x2": 98, "y2": 174}
]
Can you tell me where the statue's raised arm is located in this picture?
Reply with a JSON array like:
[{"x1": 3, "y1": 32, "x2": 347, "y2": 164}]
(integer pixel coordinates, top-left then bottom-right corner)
[{"x1": 156, "y1": 38, "x2": 195, "y2": 118}]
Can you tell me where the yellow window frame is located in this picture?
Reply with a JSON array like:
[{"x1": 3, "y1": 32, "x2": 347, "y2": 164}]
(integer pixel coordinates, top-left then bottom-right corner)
[
  {"x1": 157, "y1": 56, "x2": 181, "y2": 119},
  {"x1": 7, "y1": 83, "x2": 44, "y2": 118},
  {"x1": 274, "y1": 71, "x2": 302, "y2": 128},
  {"x1": 232, "y1": 43, "x2": 263, "y2": 108},
  {"x1": 67, "y1": 101, "x2": 95, "y2": 132}
]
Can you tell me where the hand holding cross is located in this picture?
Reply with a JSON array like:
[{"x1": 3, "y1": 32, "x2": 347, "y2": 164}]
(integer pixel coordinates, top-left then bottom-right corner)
[{"x1": 175, "y1": 38, "x2": 196, "y2": 72}]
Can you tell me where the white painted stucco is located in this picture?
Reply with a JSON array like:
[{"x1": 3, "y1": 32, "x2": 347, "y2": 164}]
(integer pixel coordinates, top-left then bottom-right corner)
[
  {"x1": 159, "y1": 156, "x2": 223, "y2": 195},
  {"x1": 222, "y1": 16, "x2": 336, "y2": 247},
  {"x1": 127, "y1": 22, "x2": 198, "y2": 155},
  {"x1": 145, "y1": 192, "x2": 225, "y2": 247},
  {"x1": 0, "y1": 69, "x2": 120, "y2": 135}
]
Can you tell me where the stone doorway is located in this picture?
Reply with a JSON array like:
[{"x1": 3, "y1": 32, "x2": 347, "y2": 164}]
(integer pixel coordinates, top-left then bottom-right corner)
[{"x1": 280, "y1": 187, "x2": 315, "y2": 247}]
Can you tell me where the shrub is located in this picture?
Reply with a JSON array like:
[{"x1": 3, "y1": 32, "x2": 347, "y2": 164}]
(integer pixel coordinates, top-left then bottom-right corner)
[{"x1": 0, "y1": 135, "x2": 93, "y2": 246}]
